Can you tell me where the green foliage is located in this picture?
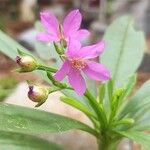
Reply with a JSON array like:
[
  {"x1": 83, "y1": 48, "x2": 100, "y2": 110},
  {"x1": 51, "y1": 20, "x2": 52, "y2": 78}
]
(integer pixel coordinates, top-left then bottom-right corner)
[
  {"x1": 0, "y1": 15, "x2": 149, "y2": 149},
  {"x1": 0, "y1": 131, "x2": 63, "y2": 150},
  {"x1": 99, "y1": 15, "x2": 149, "y2": 148},
  {"x1": 0, "y1": 77, "x2": 17, "y2": 89},
  {"x1": 60, "y1": 96, "x2": 96, "y2": 119},
  {"x1": 119, "y1": 80, "x2": 150, "y2": 131},
  {"x1": 118, "y1": 130, "x2": 150, "y2": 150},
  {"x1": 118, "y1": 74, "x2": 137, "y2": 105},
  {"x1": 0, "y1": 103, "x2": 97, "y2": 136},
  {"x1": 120, "y1": 80, "x2": 150, "y2": 118},
  {"x1": 101, "y1": 16, "x2": 145, "y2": 89},
  {"x1": 0, "y1": 30, "x2": 31, "y2": 59},
  {"x1": 0, "y1": 89, "x2": 9, "y2": 102},
  {"x1": 0, "y1": 77, "x2": 17, "y2": 101}
]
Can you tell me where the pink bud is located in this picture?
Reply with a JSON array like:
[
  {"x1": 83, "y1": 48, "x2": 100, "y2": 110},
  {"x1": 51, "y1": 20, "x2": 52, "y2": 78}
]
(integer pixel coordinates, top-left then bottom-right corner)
[
  {"x1": 16, "y1": 55, "x2": 37, "y2": 72},
  {"x1": 28, "y1": 85, "x2": 49, "y2": 103}
]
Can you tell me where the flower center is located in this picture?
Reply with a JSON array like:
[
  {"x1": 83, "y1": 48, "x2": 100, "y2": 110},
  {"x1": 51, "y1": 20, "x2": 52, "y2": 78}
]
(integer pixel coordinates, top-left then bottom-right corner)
[{"x1": 70, "y1": 58, "x2": 86, "y2": 70}]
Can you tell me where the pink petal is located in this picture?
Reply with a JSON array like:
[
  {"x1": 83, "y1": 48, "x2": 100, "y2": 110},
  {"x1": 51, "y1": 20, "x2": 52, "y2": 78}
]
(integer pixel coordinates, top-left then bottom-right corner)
[
  {"x1": 83, "y1": 61, "x2": 110, "y2": 81},
  {"x1": 40, "y1": 11, "x2": 59, "y2": 37},
  {"x1": 66, "y1": 38, "x2": 81, "y2": 57},
  {"x1": 36, "y1": 32, "x2": 59, "y2": 42},
  {"x1": 63, "y1": 9, "x2": 82, "y2": 36},
  {"x1": 68, "y1": 68, "x2": 86, "y2": 95},
  {"x1": 78, "y1": 41, "x2": 105, "y2": 59},
  {"x1": 73, "y1": 29, "x2": 90, "y2": 40},
  {"x1": 54, "y1": 61, "x2": 70, "y2": 81}
]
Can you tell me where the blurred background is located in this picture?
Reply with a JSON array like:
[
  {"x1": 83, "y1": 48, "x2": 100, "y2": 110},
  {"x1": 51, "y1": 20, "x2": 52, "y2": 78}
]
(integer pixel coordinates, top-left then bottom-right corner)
[{"x1": 0, "y1": 0, "x2": 150, "y2": 150}]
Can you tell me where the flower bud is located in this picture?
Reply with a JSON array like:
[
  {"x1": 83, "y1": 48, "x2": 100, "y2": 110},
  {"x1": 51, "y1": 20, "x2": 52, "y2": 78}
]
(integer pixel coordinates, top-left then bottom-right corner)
[
  {"x1": 16, "y1": 55, "x2": 37, "y2": 72},
  {"x1": 60, "y1": 38, "x2": 67, "y2": 48},
  {"x1": 53, "y1": 42, "x2": 64, "y2": 55},
  {"x1": 113, "y1": 88, "x2": 125, "y2": 100},
  {"x1": 28, "y1": 85, "x2": 49, "y2": 104}
]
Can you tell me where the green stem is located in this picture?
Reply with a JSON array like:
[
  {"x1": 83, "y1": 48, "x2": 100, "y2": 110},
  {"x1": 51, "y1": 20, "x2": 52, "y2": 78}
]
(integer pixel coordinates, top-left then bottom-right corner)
[
  {"x1": 37, "y1": 65, "x2": 57, "y2": 73},
  {"x1": 80, "y1": 125, "x2": 99, "y2": 137},
  {"x1": 84, "y1": 90, "x2": 107, "y2": 129},
  {"x1": 48, "y1": 87, "x2": 69, "y2": 94},
  {"x1": 47, "y1": 72, "x2": 71, "y2": 89},
  {"x1": 98, "y1": 137, "x2": 119, "y2": 150}
]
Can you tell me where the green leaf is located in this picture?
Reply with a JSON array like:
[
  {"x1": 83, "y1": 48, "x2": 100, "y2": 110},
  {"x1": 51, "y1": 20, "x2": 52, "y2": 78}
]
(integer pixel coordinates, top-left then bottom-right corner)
[
  {"x1": 119, "y1": 80, "x2": 150, "y2": 131},
  {"x1": 107, "y1": 79, "x2": 113, "y2": 102},
  {"x1": 120, "y1": 74, "x2": 136, "y2": 101},
  {"x1": 34, "y1": 41, "x2": 51, "y2": 60},
  {"x1": 118, "y1": 130, "x2": 150, "y2": 150},
  {"x1": 0, "y1": 103, "x2": 97, "y2": 136},
  {"x1": 98, "y1": 83, "x2": 105, "y2": 103},
  {"x1": 117, "y1": 75, "x2": 137, "y2": 116},
  {"x1": 103, "y1": 80, "x2": 113, "y2": 115},
  {"x1": 131, "y1": 112, "x2": 150, "y2": 131},
  {"x1": 0, "y1": 30, "x2": 31, "y2": 59},
  {"x1": 85, "y1": 77, "x2": 97, "y2": 97},
  {"x1": 120, "y1": 80, "x2": 150, "y2": 118},
  {"x1": 101, "y1": 16, "x2": 145, "y2": 88},
  {"x1": 0, "y1": 131, "x2": 63, "y2": 150},
  {"x1": 60, "y1": 96, "x2": 96, "y2": 119}
]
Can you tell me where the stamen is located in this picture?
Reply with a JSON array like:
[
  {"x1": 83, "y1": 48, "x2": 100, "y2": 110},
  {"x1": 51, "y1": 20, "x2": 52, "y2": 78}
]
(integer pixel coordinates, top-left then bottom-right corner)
[{"x1": 70, "y1": 58, "x2": 86, "y2": 70}]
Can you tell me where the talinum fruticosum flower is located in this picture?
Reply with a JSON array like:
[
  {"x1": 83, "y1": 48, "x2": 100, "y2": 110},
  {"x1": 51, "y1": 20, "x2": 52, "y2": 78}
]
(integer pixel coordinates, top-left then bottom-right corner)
[
  {"x1": 37, "y1": 9, "x2": 90, "y2": 45},
  {"x1": 54, "y1": 39, "x2": 110, "y2": 95}
]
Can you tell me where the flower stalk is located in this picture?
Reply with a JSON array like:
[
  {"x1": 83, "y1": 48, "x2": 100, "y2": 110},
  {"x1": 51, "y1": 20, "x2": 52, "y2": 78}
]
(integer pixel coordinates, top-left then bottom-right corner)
[
  {"x1": 37, "y1": 65, "x2": 57, "y2": 73},
  {"x1": 98, "y1": 137, "x2": 119, "y2": 150}
]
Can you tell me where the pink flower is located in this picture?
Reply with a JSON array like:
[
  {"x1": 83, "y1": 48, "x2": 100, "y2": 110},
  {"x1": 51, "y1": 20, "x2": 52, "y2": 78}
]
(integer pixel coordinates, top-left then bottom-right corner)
[
  {"x1": 54, "y1": 39, "x2": 110, "y2": 95},
  {"x1": 37, "y1": 9, "x2": 90, "y2": 45}
]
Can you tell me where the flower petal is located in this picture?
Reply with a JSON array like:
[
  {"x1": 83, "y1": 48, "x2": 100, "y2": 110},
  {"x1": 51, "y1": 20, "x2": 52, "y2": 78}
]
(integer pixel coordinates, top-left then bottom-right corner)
[
  {"x1": 66, "y1": 38, "x2": 81, "y2": 57},
  {"x1": 68, "y1": 68, "x2": 86, "y2": 95},
  {"x1": 54, "y1": 61, "x2": 70, "y2": 81},
  {"x1": 40, "y1": 11, "x2": 59, "y2": 37},
  {"x1": 73, "y1": 29, "x2": 90, "y2": 40},
  {"x1": 83, "y1": 61, "x2": 110, "y2": 81},
  {"x1": 63, "y1": 9, "x2": 82, "y2": 36},
  {"x1": 79, "y1": 41, "x2": 105, "y2": 59},
  {"x1": 36, "y1": 32, "x2": 59, "y2": 42}
]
